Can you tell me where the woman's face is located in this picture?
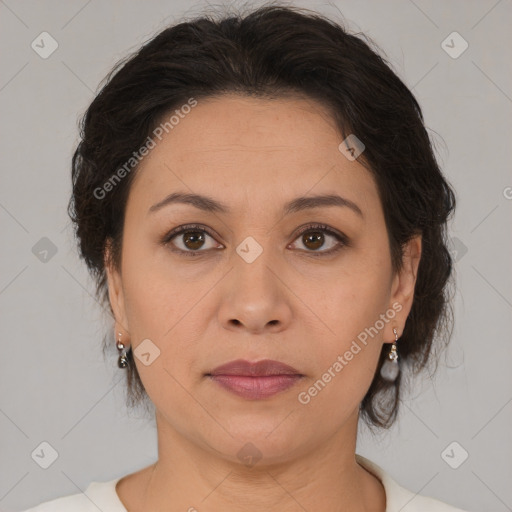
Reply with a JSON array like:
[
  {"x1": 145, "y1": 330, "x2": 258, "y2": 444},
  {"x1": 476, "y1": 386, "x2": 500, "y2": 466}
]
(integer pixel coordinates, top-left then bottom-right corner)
[{"x1": 106, "y1": 94, "x2": 420, "y2": 463}]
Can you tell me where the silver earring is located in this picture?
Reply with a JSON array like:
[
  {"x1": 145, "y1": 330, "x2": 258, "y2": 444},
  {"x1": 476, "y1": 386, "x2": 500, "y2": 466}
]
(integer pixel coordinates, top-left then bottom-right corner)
[
  {"x1": 116, "y1": 332, "x2": 129, "y2": 369},
  {"x1": 380, "y1": 327, "x2": 399, "y2": 382}
]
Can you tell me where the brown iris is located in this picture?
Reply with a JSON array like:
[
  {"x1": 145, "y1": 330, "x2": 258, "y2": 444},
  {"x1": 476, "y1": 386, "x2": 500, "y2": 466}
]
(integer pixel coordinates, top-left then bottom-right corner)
[
  {"x1": 302, "y1": 231, "x2": 324, "y2": 250},
  {"x1": 182, "y1": 231, "x2": 206, "y2": 250}
]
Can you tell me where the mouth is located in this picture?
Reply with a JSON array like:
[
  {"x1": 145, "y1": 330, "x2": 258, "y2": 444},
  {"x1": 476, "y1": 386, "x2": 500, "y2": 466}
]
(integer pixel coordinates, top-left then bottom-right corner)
[{"x1": 205, "y1": 359, "x2": 304, "y2": 400}]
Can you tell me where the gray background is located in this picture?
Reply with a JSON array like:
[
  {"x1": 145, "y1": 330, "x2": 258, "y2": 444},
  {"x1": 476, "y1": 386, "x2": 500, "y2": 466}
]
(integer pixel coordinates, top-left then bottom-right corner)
[{"x1": 1, "y1": 0, "x2": 511, "y2": 510}]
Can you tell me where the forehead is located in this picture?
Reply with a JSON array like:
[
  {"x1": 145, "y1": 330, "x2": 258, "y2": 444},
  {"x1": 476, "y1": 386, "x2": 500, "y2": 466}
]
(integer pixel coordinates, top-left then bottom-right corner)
[{"x1": 127, "y1": 94, "x2": 378, "y2": 215}]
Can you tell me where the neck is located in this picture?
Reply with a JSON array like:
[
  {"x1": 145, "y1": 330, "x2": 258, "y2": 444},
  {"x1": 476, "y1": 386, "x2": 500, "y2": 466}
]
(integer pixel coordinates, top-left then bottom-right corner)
[{"x1": 129, "y1": 410, "x2": 385, "y2": 512}]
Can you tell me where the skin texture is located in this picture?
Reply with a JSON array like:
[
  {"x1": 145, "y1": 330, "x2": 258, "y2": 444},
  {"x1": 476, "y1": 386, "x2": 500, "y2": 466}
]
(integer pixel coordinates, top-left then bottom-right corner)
[{"x1": 105, "y1": 94, "x2": 422, "y2": 511}]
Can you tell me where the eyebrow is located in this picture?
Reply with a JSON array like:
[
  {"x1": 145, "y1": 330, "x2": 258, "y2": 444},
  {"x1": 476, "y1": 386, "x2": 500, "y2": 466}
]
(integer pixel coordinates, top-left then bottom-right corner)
[{"x1": 148, "y1": 191, "x2": 363, "y2": 218}]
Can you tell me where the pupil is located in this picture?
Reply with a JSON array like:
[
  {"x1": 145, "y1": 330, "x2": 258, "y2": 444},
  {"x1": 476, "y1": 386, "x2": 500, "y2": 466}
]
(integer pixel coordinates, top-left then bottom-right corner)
[
  {"x1": 184, "y1": 231, "x2": 204, "y2": 249},
  {"x1": 305, "y1": 232, "x2": 323, "y2": 249}
]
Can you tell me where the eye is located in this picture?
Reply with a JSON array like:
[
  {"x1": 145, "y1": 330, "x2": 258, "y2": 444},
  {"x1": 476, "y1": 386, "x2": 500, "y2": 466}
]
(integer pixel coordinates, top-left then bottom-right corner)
[
  {"x1": 289, "y1": 223, "x2": 348, "y2": 256},
  {"x1": 162, "y1": 224, "x2": 223, "y2": 257},
  {"x1": 161, "y1": 222, "x2": 349, "y2": 257}
]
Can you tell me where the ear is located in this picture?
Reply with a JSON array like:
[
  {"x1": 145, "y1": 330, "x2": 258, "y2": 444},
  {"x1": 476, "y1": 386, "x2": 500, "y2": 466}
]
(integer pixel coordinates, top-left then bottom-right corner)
[
  {"x1": 104, "y1": 238, "x2": 130, "y2": 340},
  {"x1": 384, "y1": 234, "x2": 422, "y2": 341}
]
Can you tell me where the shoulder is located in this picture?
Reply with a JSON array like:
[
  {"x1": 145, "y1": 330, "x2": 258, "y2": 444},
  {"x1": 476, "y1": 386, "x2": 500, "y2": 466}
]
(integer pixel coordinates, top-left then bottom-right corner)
[
  {"x1": 355, "y1": 454, "x2": 470, "y2": 512},
  {"x1": 22, "y1": 493, "x2": 92, "y2": 512},
  {"x1": 22, "y1": 461, "x2": 471, "y2": 512},
  {"x1": 21, "y1": 477, "x2": 126, "y2": 512}
]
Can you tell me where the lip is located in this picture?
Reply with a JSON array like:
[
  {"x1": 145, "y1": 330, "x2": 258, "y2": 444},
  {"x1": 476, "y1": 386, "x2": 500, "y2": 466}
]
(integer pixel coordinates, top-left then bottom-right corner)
[
  {"x1": 208, "y1": 359, "x2": 302, "y2": 377},
  {"x1": 206, "y1": 359, "x2": 304, "y2": 400}
]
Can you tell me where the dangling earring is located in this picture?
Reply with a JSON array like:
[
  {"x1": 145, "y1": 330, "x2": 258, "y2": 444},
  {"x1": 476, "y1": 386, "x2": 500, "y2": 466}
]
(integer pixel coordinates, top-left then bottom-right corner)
[
  {"x1": 380, "y1": 327, "x2": 399, "y2": 382},
  {"x1": 116, "y1": 332, "x2": 129, "y2": 369}
]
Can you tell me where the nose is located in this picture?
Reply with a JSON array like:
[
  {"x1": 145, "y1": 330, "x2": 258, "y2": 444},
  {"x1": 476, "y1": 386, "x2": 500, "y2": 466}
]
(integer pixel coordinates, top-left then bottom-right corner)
[{"x1": 217, "y1": 250, "x2": 293, "y2": 335}]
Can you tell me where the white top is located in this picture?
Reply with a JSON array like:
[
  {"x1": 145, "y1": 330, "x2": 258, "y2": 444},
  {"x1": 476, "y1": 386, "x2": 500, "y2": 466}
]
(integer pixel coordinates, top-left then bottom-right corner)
[{"x1": 22, "y1": 454, "x2": 469, "y2": 511}]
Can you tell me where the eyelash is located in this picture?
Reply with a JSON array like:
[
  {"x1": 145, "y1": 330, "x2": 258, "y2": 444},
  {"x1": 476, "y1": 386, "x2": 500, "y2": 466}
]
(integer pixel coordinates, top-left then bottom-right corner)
[{"x1": 161, "y1": 223, "x2": 349, "y2": 258}]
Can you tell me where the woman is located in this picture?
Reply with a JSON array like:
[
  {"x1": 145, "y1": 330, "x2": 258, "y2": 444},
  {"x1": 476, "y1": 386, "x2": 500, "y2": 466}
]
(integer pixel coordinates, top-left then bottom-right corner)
[{"x1": 24, "y1": 4, "x2": 469, "y2": 511}]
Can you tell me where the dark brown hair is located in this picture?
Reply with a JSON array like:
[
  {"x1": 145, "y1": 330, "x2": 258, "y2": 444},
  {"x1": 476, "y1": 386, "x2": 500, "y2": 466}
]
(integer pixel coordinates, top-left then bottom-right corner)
[{"x1": 68, "y1": 3, "x2": 456, "y2": 430}]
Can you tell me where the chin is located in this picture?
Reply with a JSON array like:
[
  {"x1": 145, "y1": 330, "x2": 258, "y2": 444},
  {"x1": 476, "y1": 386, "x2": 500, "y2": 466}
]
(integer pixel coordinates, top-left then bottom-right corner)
[{"x1": 199, "y1": 418, "x2": 309, "y2": 466}]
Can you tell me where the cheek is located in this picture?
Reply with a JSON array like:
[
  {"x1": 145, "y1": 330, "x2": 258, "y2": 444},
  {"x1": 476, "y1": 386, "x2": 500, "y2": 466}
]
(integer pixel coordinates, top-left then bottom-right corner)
[
  {"x1": 322, "y1": 248, "x2": 392, "y2": 342},
  {"x1": 304, "y1": 243, "x2": 392, "y2": 397},
  {"x1": 120, "y1": 237, "x2": 212, "y2": 377},
  {"x1": 121, "y1": 265, "x2": 200, "y2": 408},
  {"x1": 121, "y1": 230, "x2": 177, "y2": 332},
  {"x1": 314, "y1": 281, "x2": 388, "y2": 383},
  {"x1": 118, "y1": 247, "x2": 188, "y2": 390},
  {"x1": 297, "y1": 280, "x2": 389, "y2": 422}
]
